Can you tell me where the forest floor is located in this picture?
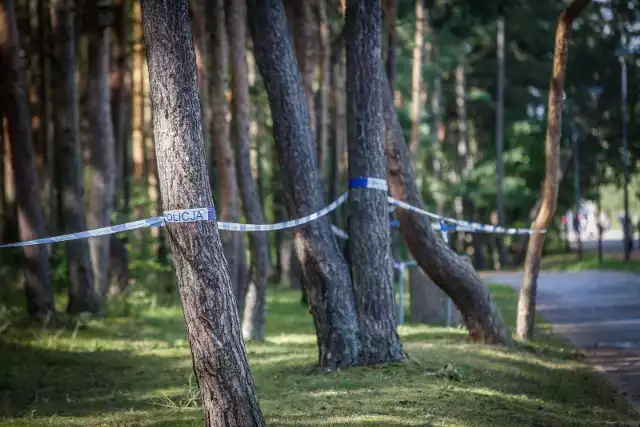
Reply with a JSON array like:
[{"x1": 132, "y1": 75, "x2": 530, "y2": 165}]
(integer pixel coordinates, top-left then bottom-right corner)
[{"x1": 0, "y1": 281, "x2": 638, "y2": 426}]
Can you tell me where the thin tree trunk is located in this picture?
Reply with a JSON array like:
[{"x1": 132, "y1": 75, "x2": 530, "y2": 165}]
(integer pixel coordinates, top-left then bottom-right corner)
[
  {"x1": 210, "y1": 0, "x2": 242, "y2": 312},
  {"x1": 409, "y1": 0, "x2": 423, "y2": 162},
  {"x1": 0, "y1": 0, "x2": 54, "y2": 317},
  {"x1": 227, "y1": 0, "x2": 270, "y2": 342},
  {"x1": 86, "y1": 3, "x2": 116, "y2": 302},
  {"x1": 495, "y1": 16, "x2": 507, "y2": 268},
  {"x1": 191, "y1": 0, "x2": 212, "y2": 175},
  {"x1": 329, "y1": 42, "x2": 346, "y2": 227},
  {"x1": 140, "y1": 1, "x2": 265, "y2": 424},
  {"x1": 346, "y1": 0, "x2": 403, "y2": 364},
  {"x1": 316, "y1": 0, "x2": 330, "y2": 188},
  {"x1": 0, "y1": 116, "x2": 4, "y2": 243},
  {"x1": 1, "y1": 116, "x2": 15, "y2": 242},
  {"x1": 38, "y1": 0, "x2": 55, "y2": 232},
  {"x1": 51, "y1": 0, "x2": 99, "y2": 314},
  {"x1": 248, "y1": 0, "x2": 362, "y2": 369},
  {"x1": 380, "y1": 62, "x2": 514, "y2": 346},
  {"x1": 131, "y1": 1, "x2": 144, "y2": 181},
  {"x1": 517, "y1": 0, "x2": 592, "y2": 340},
  {"x1": 383, "y1": 0, "x2": 396, "y2": 89}
]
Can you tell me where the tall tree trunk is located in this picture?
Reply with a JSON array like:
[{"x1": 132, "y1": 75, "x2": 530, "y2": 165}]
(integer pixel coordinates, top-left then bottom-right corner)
[
  {"x1": 210, "y1": 0, "x2": 243, "y2": 312},
  {"x1": 110, "y1": 0, "x2": 130, "y2": 210},
  {"x1": 0, "y1": 0, "x2": 54, "y2": 317},
  {"x1": 191, "y1": 0, "x2": 212, "y2": 177},
  {"x1": 284, "y1": 0, "x2": 316, "y2": 139},
  {"x1": 86, "y1": 2, "x2": 116, "y2": 302},
  {"x1": 140, "y1": 1, "x2": 265, "y2": 424},
  {"x1": 383, "y1": 0, "x2": 396, "y2": 89},
  {"x1": 430, "y1": 46, "x2": 443, "y2": 202},
  {"x1": 227, "y1": 0, "x2": 270, "y2": 342},
  {"x1": 345, "y1": 0, "x2": 403, "y2": 364},
  {"x1": 380, "y1": 63, "x2": 514, "y2": 346},
  {"x1": 329, "y1": 41, "x2": 346, "y2": 228},
  {"x1": 248, "y1": 0, "x2": 362, "y2": 369},
  {"x1": 38, "y1": 0, "x2": 55, "y2": 232},
  {"x1": 495, "y1": 16, "x2": 507, "y2": 268},
  {"x1": 409, "y1": 0, "x2": 424, "y2": 162},
  {"x1": 52, "y1": 0, "x2": 99, "y2": 314},
  {"x1": 316, "y1": 0, "x2": 330, "y2": 189},
  {"x1": 131, "y1": 1, "x2": 145, "y2": 182},
  {"x1": 517, "y1": 0, "x2": 592, "y2": 340},
  {"x1": 0, "y1": 116, "x2": 4, "y2": 243}
]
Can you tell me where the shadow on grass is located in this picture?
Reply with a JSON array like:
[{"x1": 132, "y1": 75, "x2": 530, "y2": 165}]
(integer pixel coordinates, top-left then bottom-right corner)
[{"x1": 0, "y1": 288, "x2": 636, "y2": 426}]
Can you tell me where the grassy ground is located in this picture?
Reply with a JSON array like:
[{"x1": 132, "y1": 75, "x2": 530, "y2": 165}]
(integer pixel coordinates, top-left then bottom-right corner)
[
  {"x1": 539, "y1": 253, "x2": 640, "y2": 274},
  {"x1": 0, "y1": 282, "x2": 637, "y2": 426}
]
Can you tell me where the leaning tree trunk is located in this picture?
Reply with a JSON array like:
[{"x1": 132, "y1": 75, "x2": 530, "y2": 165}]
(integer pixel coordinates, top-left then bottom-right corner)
[
  {"x1": 52, "y1": 0, "x2": 99, "y2": 314},
  {"x1": 140, "y1": 1, "x2": 265, "y2": 425},
  {"x1": 380, "y1": 63, "x2": 513, "y2": 346},
  {"x1": 210, "y1": 0, "x2": 244, "y2": 312},
  {"x1": 86, "y1": 4, "x2": 116, "y2": 302},
  {"x1": 0, "y1": 0, "x2": 54, "y2": 317},
  {"x1": 517, "y1": 0, "x2": 592, "y2": 340},
  {"x1": 248, "y1": 0, "x2": 362, "y2": 369},
  {"x1": 227, "y1": 0, "x2": 270, "y2": 342},
  {"x1": 345, "y1": 0, "x2": 403, "y2": 364}
]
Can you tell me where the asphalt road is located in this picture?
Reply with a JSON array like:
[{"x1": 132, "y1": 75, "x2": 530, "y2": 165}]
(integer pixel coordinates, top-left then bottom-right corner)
[{"x1": 481, "y1": 269, "x2": 640, "y2": 415}]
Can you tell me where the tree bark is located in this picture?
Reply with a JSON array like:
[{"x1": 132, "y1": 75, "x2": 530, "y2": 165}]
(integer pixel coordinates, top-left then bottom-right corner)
[
  {"x1": 110, "y1": 0, "x2": 131, "y2": 210},
  {"x1": 0, "y1": 0, "x2": 54, "y2": 317},
  {"x1": 382, "y1": 0, "x2": 396, "y2": 89},
  {"x1": 248, "y1": 0, "x2": 362, "y2": 369},
  {"x1": 316, "y1": 0, "x2": 330, "y2": 189},
  {"x1": 345, "y1": 0, "x2": 403, "y2": 364},
  {"x1": 86, "y1": 3, "x2": 116, "y2": 302},
  {"x1": 380, "y1": 63, "x2": 514, "y2": 346},
  {"x1": 409, "y1": 0, "x2": 424, "y2": 162},
  {"x1": 131, "y1": 1, "x2": 145, "y2": 182},
  {"x1": 140, "y1": 1, "x2": 265, "y2": 425},
  {"x1": 227, "y1": 0, "x2": 270, "y2": 342},
  {"x1": 210, "y1": 0, "x2": 243, "y2": 312},
  {"x1": 51, "y1": 0, "x2": 99, "y2": 314},
  {"x1": 329, "y1": 40, "x2": 346, "y2": 227},
  {"x1": 517, "y1": 0, "x2": 592, "y2": 340}
]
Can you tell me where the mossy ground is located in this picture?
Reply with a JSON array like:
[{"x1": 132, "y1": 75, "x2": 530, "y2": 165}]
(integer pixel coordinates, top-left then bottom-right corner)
[{"x1": 0, "y1": 273, "x2": 637, "y2": 426}]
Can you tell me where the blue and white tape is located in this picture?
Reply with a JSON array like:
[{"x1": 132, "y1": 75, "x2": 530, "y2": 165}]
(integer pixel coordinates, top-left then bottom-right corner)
[
  {"x1": 349, "y1": 177, "x2": 388, "y2": 192},
  {"x1": 388, "y1": 198, "x2": 545, "y2": 236},
  {"x1": 0, "y1": 176, "x2": 545, "y2": 249}
]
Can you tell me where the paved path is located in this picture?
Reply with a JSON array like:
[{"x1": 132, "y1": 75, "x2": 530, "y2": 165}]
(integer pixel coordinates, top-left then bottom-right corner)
[{"x1": 481, "y1": 270, "x2": 640, "y2": 413}]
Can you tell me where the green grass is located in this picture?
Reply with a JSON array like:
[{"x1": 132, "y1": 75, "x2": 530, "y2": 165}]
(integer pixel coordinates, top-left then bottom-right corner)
[
  {"x1": 0, "y1": 283, "x2": 637, "y2": 426},
  {"x1": 539, "y1": 253, "x2": 640, "y2": 274}
]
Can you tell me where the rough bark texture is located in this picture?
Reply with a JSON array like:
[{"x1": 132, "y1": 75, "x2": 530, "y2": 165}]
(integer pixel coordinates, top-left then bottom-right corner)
[
  {"x1": 210, "y1": 0, "x2": 243, "y2": 311},
  {"x1": 248, "y1": 0, "x2": 362, "y2": 369},
  {"x1": 227, "y1": 0, "x2": 270, "y2": 342},
  {"x1": 345, "y1": 0, "x2": 403, "y2": 364},
  {"x1": 140, "y1": 1, "x2": 265, "y2": 425},
  {"x1": 0, "y1": 0, "x2": 54, "y2": 317},
  {"x1": 517, "y1": 0, "x2": 592, "y2": 340},
  {"x1": 383, "y1": 0, "x2": 396, "y2": 89},
  {"x1": 86, "y1": 5, "x2": 115, "y2": 302},
  {"x1": 52, "y1": 0, "x2": 99, "y2": 314},
  {"x1": 380, "y1": 64, "x2": 514, "y2": 346},
  {"x1": 284, "y1": 0, "x2": 316, "y2": 137}
]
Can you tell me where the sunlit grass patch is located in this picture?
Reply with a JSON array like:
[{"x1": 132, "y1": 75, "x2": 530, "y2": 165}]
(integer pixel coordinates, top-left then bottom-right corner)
[{"x1": 0, "y1": 284, "x2": 636, "y2": 426}]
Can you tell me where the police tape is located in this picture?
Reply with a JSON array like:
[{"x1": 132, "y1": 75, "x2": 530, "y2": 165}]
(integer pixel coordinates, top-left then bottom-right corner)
[
  {"x1": 388, "y1": 198, "x2": 546, "y2": 235},
  {"x1": 0, "y1": 176, "x2": 545, "y2": 249}
]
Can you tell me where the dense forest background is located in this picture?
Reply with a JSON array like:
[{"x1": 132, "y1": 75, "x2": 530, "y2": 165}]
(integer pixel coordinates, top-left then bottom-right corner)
[{"x1": 1, "y1": 0, "x2": 640, "y2": 308}]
